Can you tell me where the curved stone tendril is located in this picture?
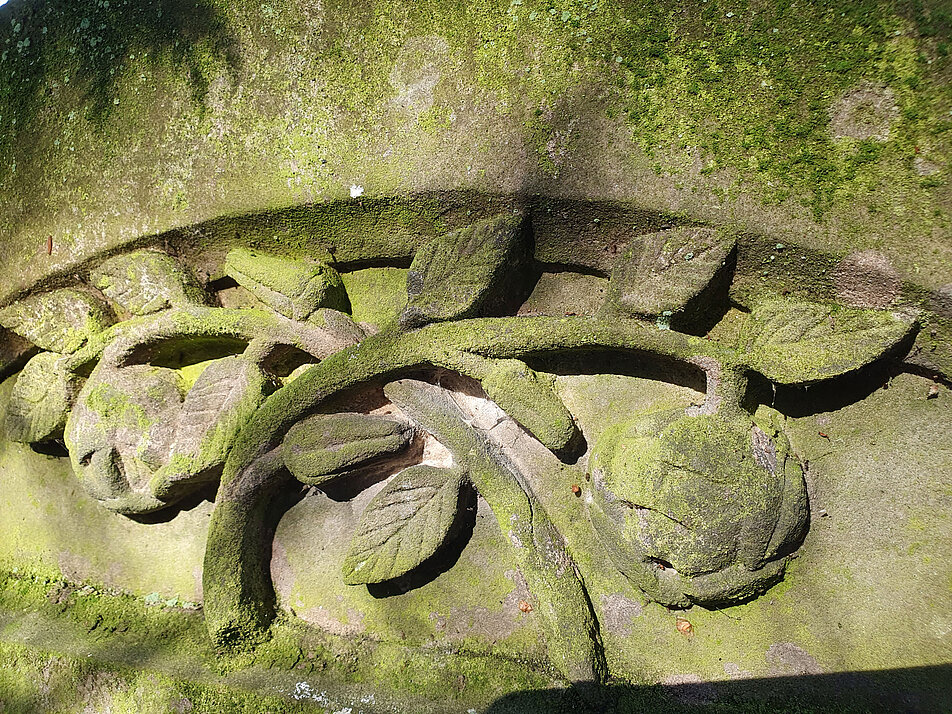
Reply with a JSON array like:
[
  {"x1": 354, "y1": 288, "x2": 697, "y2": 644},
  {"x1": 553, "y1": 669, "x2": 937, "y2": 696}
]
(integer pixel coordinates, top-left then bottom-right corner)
[{"x1": 202, "y1": 317, "x2": 735, "y2": 668}]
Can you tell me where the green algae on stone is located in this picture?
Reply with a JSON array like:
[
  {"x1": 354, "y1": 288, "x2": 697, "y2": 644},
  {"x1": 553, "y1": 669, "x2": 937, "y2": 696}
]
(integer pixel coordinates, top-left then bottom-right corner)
[
  {"x1": 588, "y1": 407, "x2": 808, "y2": 607},
  {"x1": 479, "y1": 357, "x2": 579, "y2": 454},
  {"x1": 401, "y1": 212, "x2": 528, "y2": 327},
  {"x1": 224, "y1": 248, "x2": 348, "y2": 320},
  {"x1": 91, "y1": 250, "x2": 209, "y2": 316},
  {"x1": 283, "y1": 412, "x2": 413, "y2": 485},
  {"x1": 4, "y1": 351, "x2": 80, "y2": 443},
  {"x1": 151, "y1": 356, "x2": 274, "y2": 502},
  {"x1": 602, "y1": 227, "x2": 735, "y2": 319},
  {"x1": 340, "y1": 267, "x2": 409, "y2": 330},
  {"x1": 740, "y1": 295, "x2": 917, "y2": 384},
  {"x1": 0, "y1": 289, "x2": 112, "y2": 354},
  {"x1": 342, "y1": 464, "x2": 469, "y2": 585}
]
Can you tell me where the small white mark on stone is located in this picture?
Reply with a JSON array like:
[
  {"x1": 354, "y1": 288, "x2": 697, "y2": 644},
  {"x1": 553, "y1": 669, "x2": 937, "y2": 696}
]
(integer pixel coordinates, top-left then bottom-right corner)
[{"x1": 350, "y1": 184, "x2": 364, "y2": 198}]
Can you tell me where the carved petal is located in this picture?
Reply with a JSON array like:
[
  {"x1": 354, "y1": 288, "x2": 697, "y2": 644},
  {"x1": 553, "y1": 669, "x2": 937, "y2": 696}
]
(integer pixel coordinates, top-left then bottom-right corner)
[
  {"x1": 401, "y1": 213, "x2": 526, "y2": 327},
  {"x1": 152, "y1": 356, "x2": 272, "y2": 499},
  {"x1": 480, "y1": 358, "x2": 578, "y2": 453},
  {"x1": 282, "y1": 413, "x2": 413, "y2": 485},
  {"x1": 742, "y1": 297, "x2": 915, "y2": 384},
  {"x1": 0, "y1": 289, "x2": 112, "y2": 353},
  {"x1": 91, "y1": 250, "x2": 207, "y2": 315},
  {"x1": 5, "y1": 352, "x2": 80, "y2": 443},
  {"x1": 604, "y1": 227, "x2": 735, "y2": 317},
  {"x1": 342, "y1": 464, "x2": 468, "y2": 585},
  {"x1": 224, "y1": 248, "x2": 348, "y2": 320}
]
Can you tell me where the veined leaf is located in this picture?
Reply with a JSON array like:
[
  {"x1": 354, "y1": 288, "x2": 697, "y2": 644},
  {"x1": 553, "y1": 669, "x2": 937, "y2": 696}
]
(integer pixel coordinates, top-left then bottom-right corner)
[
  {"x1": 91, "y1": 250, "x2": 207, "y2": 315},
  {"x1": 224, "y1": 248, "x2": 348, "y2": 320},
  {"x1": 152, "y1": 356, "x2": 271, "y2": 499},
  {"x1": 604, "y1": 227, "x2": 734, "y2": 317},
  {"x1": 400, "y1": 213, "x2": 526, "y2": 327},
  {"x1": 741, "y1": 297, "x2": 915, "y2": 384},
  {"x1": 283, "y1": 413, "x2": 413, "y2": 485},
  {"x1": 0, "y1": 289, "x2": 112, "y2": 353},
  {"x1": 342, "y1": 465, "x2": 468, "y2": 585},
  {"x1": 5, "y1": 352, "x2": 80, "y2": 443},
  {"x1": 480, "y1": 358, "x2": 578, "y2": 453}
]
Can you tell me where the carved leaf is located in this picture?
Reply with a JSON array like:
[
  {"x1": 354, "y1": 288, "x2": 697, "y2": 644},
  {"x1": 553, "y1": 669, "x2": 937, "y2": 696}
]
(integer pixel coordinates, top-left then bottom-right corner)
[
  {"x1": 342, "y1": 464, "x2": 468, "y2": 585},
  {"x1": 224, "y1": 248, "x2": 348, "y2": 320},
  {"x1": 0, "y1": 289, "x2": 112, "y2": 353},
  {"x1": 283, "y1": 413, "x2": 413, "y2": 485},
  {"x1": 400, "y1": 213, "x2": 526, "y2": 327},
  {"x1": 480, "y1": 358, "x2": 578, "y2": 453},
  {"x1": 604, "y1": 227, "x2": 735, "y2": 317},
  {"x1": 5, "y1": 352, "x2": 80, "y2": 442},
  {"x1": 91, "y1": 250, "x2": 207, "y2": 315},
  {"x1": 742, "y1": 297, "x2": 915, "y2": 384},
  {"x1": 152, "y1": 356, "x2": 271, "y2": 499}
]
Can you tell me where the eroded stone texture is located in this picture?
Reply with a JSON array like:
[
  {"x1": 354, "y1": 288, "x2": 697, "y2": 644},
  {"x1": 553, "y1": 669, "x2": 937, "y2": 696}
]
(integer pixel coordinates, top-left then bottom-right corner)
[
  {"x1": 283, "y1": 413, "x2": 414, "y2": 485},
  {"x1": 91, "y1": 250, "x2": 208, "y2": 315},
  {"x1": 401, "y1": 213, "x2": 527, "y2": 327},
  {"x1": 589, "y1": 408, "x2": 808, "y2": 606},
  {"x1": 4, "y1": 352, "x2": 79, "y2": 443},
  {"x1": 224, "y1": 248, "x2": 348, "y2": 320},
  {"x1": 0, "y1": 289, "x2": 112, "y2": 354},
  {"x1": 603, "y1": 227, "x2": 734, "y2": 319}
]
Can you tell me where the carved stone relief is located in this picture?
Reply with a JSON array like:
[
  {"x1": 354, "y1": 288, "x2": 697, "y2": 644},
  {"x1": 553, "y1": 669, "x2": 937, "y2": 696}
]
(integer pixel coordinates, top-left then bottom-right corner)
[{"x1": 0, "y1": 207, "x2": 931, "y2": 687}]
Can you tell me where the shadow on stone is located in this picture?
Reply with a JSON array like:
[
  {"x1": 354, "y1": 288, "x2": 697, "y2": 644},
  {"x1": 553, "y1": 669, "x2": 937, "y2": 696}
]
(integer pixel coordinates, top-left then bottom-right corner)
[{"x1": 484, "y1": 664, "x2": 952, "y2": 713}]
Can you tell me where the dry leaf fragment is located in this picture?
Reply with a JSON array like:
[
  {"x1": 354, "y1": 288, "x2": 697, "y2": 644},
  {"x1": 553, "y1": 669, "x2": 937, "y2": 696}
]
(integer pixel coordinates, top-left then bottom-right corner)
[
  {"x1": 927, "y1": 385, "x2": 939, "y2": 399},
  {"x1": 571, "y1": 484, "x2": 582, "y2": 496},
  {"x1": 518, "y1": 600, "x2": 533, "y2": 613},
  {"x1": 676, "y1": 617, "x2": 694, "y2": 636}
]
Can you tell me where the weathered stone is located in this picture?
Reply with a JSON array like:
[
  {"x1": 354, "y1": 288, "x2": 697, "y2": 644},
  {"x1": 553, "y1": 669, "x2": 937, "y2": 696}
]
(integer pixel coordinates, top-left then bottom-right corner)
[
  {"x1": 480, "y1": 358, "x2": 578, "y2": 453},
  {"x1": 65, "y1": 365, "x2": 183, "y2": 514},
  {"x1": 400, "y1": 213, "x2": 527, "y2": 327},
  {"x1": 4, "y1": 352, "x2": 80, "y2": 443},
  {"x1": 342, "y1": 464, "x2": 469, "y2": 585},
  {"x1": 740, "y1": 296, "x2": 915, "y2": 384},
  {"x1": 152, "y1": 356, "x2": 273, "y2": 501},
  {"x1": 603, "y1": 227, "x2": 735, "y2": 318},
  {"x1": 224, "y1": 248, "x2": 348, "y2": 320},
  {"x1": 283, "y1": 413, "x2": 413, "y2": 485},
  {"x1": 91, "y1": 250, "x2": 208, "y2": 315},
  {"x1": 589, "y1": 408, "x2": 808, "y2": 606},
  {"x1": 0, "y1": 289, "x2": 112, "y2": 354}
]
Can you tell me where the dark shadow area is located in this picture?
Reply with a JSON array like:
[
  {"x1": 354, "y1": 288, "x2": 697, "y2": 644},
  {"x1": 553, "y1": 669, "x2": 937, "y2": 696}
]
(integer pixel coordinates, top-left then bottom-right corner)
[
  {"x1": 367, "y1": 484, "x2": 477, "y2": 597},
  {"x1": 318, "y1": 437, "x2": 424, "y2": 502},
  {"x1": 485, "y1": 664, "x2": 952, "y2": 713},
  {"x1": 748, "y1": 354, "x2": 910, "y2": 419},
  {"x1": 671, "y1": 245, "x2": 737, "y2": 336},
  {"x1": 128, "y1": 479, "x2": 218, "y2": 525},
  {"x1": 527, "y1": 349, "x2": 708, "y2": 396},
  {"x1": 30, "y1": 439, "x2": 69, "y2": 458}
]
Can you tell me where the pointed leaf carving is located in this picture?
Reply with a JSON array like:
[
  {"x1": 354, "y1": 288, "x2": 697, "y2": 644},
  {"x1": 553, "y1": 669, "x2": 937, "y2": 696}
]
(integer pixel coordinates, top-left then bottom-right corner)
[
  {"x1": 400, "y1": 213, "x2": 527, "y2": 327},
  {"x1": 480, "y1": 358, "x2": 578, "y2": 453},
  {"x1": 152, "y1": 356, "x2": 272, "y2": 499},
  {"x1": 224, "y1": 248, "x2": 348, "y2": 320},
  {"x1": 0, "y1": 289, "x2": 112, "y2": 353},
  {"x1": 342, "y1": 465, "x2": 468, "y2": 585},
  {"x1": 283, "y1": 413, "x2": 413, "y2": 485},
  {"x1": 91, "y1": 250, "x2": 208, "y2": 315},
  {"x1": 741, "y1": 297, "x2": 915, "y2": 384},
  {"x1": 5, "y1": 352, "x2": 80, "y2": 442},
  {"x1": 604, "y1": 227, "x2": 735, "y2": 317}
]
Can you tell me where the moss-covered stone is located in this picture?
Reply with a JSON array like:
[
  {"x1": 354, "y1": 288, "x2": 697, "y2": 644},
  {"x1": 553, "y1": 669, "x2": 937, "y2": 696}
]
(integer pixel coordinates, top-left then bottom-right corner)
[
  {"x1": 0, "y1": 289, "x2": 112, "y2": 354},
  {"x1": 589, "y1": 407, "x2": 808, "y2": 607},
  {"x1": 91, "y1": 250, "x2": 208, "y2": 316},
  {"x1": 224, "y1": 248, "x2": 348, "y2": 320},
  {"x1": 282, "y1": 412, "x2": 413, "y2": 484},
  {"x1": 4, "y1": 351, "x2": 79, "y2": 443}
]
